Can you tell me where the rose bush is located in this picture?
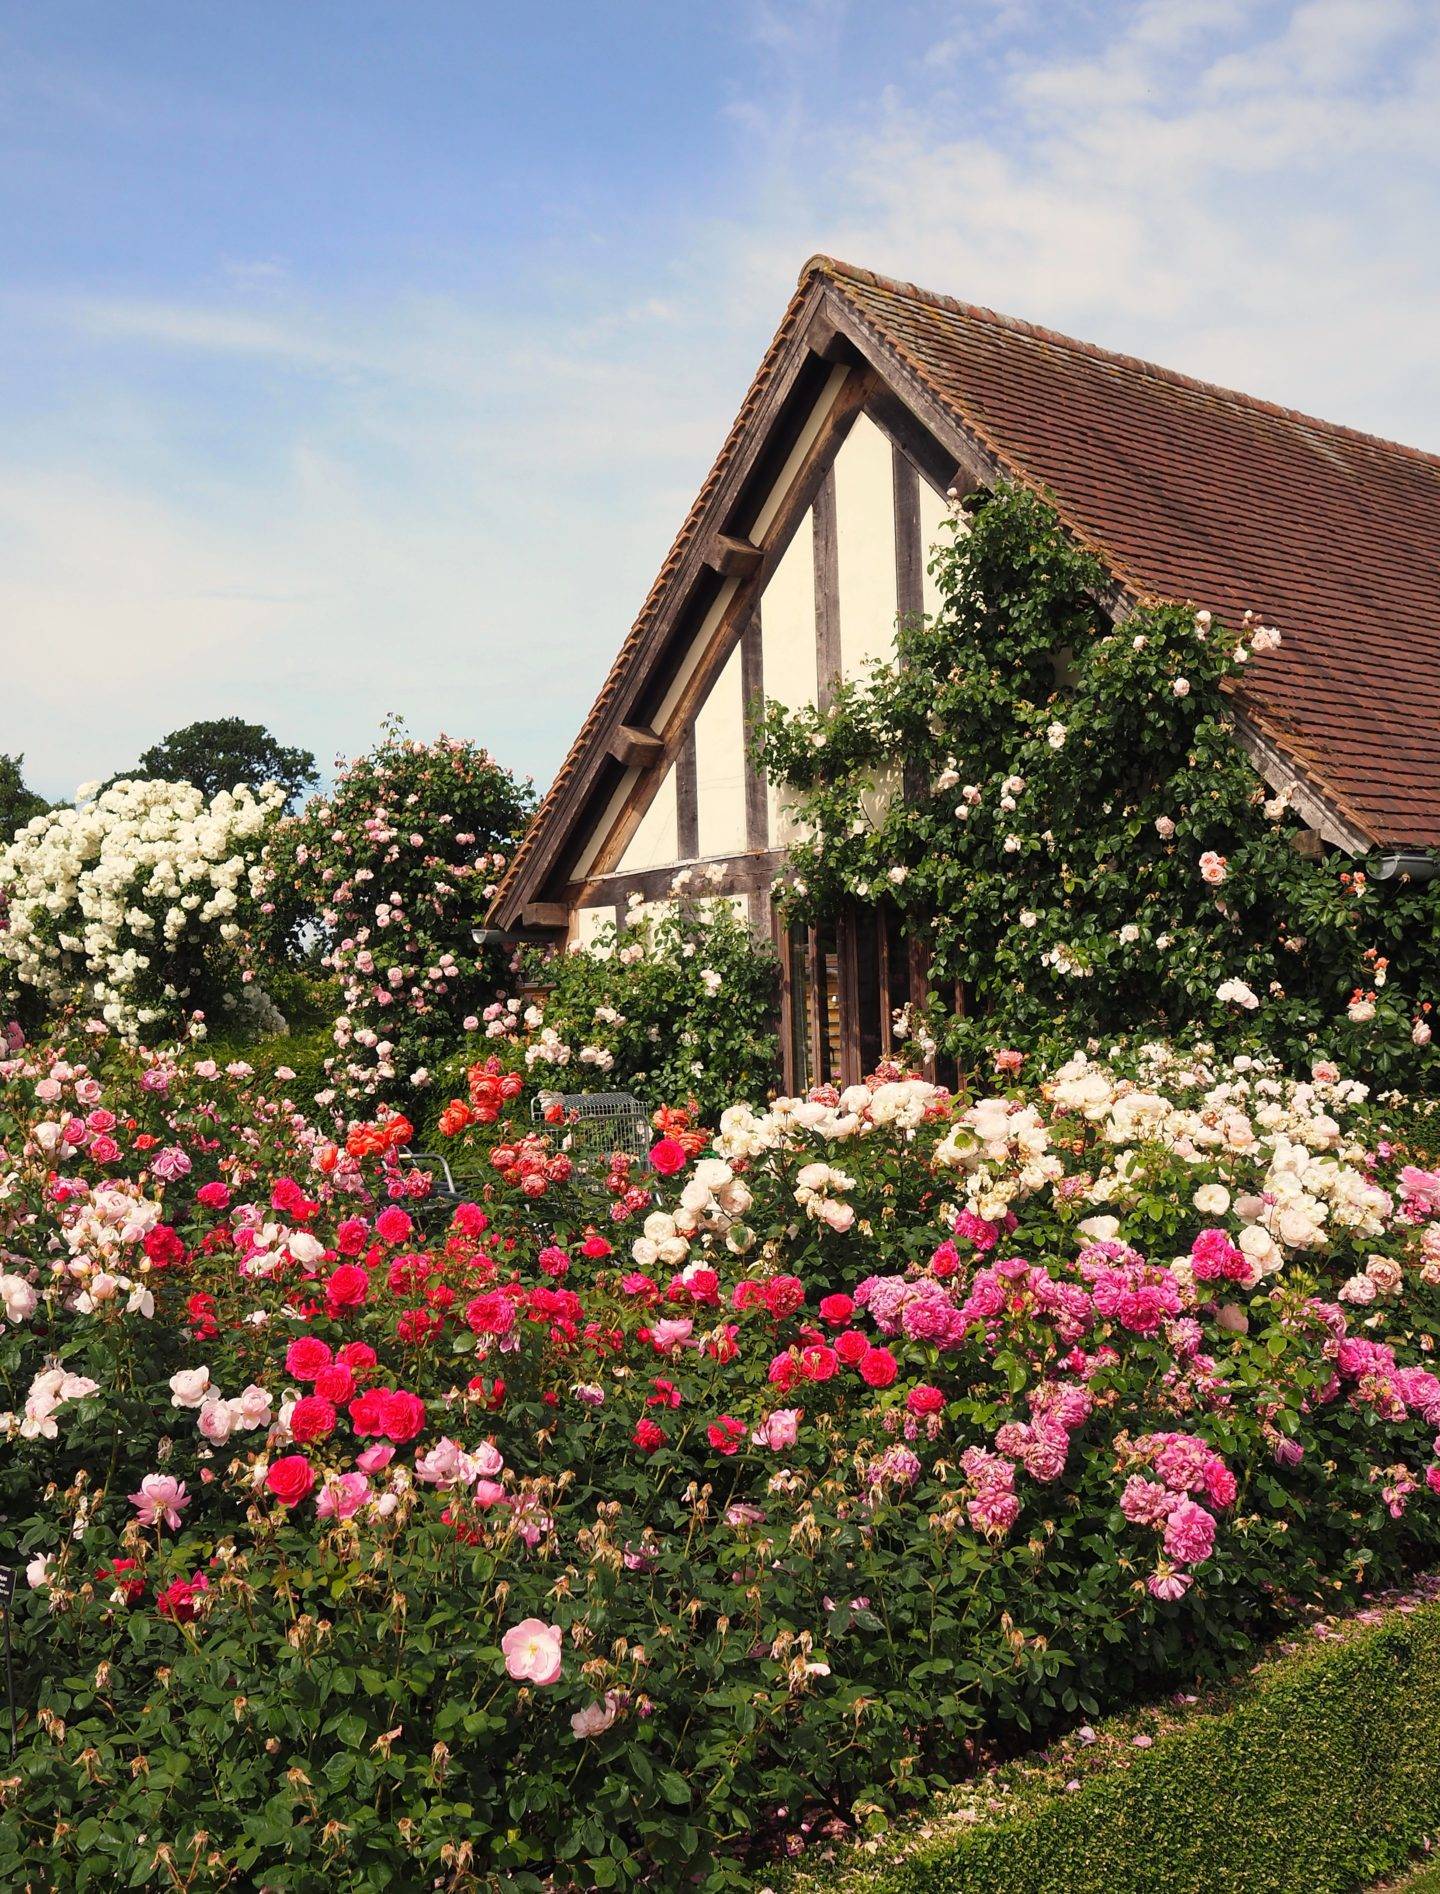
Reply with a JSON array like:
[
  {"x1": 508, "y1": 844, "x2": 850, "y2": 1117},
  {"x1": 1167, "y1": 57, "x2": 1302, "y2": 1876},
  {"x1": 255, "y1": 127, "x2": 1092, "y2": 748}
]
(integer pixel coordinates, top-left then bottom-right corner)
[
  {"x1": 758, "y1": 483, "x2": 1440, "y2": 1087},
  {"x1": 257, "y1": 721, "x2": 535, "y2": 1104},
  {"x1": 0, "y1": 777, "x2": 285, "y2": 1042},
  {"x1": 3, "y1": 1031, "x2": 1440, "y2": 1888},
  {"x1": 464, "y1": 887, "x2": 781, "y2": 1123}
]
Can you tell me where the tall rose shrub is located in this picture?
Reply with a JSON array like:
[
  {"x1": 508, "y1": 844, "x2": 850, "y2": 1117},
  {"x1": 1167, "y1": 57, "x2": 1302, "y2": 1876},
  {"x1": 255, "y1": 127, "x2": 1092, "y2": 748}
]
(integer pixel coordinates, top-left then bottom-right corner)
[
  {"x1": 259, "y1": 724, "x2": 534, "y2": 1101},
  {"x1": 0, "y1": 777, "x2": 284, "y2": 1040},
  {"x1": 4, "y1": 1034, "x2": 1440, "y2": 1885}
]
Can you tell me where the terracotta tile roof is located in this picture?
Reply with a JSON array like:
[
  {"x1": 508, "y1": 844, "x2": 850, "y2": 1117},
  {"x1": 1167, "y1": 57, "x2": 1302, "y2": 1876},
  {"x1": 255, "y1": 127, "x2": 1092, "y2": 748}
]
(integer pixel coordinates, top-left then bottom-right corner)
[
  {"x1": 813, "y1": 257, "x2": 1440, "y2": 848},
  {"x1": 495, "y1": 256, "x2": 1440, "y2": 917}
]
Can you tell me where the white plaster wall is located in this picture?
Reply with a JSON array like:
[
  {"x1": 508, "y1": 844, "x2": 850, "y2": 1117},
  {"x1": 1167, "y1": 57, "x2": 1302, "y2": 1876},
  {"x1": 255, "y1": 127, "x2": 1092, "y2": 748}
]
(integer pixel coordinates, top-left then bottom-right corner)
[
  {"x1": 573, "y1": 904, "x2": 617, "y2": 952},
  {"x1": 919, "y1": 479, "x2": 953, "y2": 619},
  {"x1": 833, "y1": 412, "x2": 898, "y2": 675},
  {"x1": 760, "y1": 509, "x2": 818, "y2": 845},
  {"x1": 614, "y1": 764, "x2": 678, "y2": 872},
  {"x1": 695, "y1": 640, "x2": 747, "y2": 860}
]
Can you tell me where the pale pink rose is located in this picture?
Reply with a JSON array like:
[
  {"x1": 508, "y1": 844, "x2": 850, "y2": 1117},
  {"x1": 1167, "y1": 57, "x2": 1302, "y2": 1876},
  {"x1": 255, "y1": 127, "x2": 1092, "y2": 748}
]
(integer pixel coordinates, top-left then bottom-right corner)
[
  {"x1": 816, "y1": 1198, "x2": 856, "y2": 1234},
  {"x1": 128, "y1": 1473, "x2": 189, "y2": 1530},
  {"x1": 198, "y1": 1399, "x2": 234, "y2": 1444},
  {"x1": 1154, "y1": 816, "x2": 1176, "y2": 839},
  {"x1": 501, "y1": 1617, "x2": 564, "y2": 1685},
  {"x1": 169, "y1": 1367, "x2": 212, "y2": 1409},
  {"x1": 233, "y1": 1385, "x2": 273, "y2": 1429},
  {"x1": 753, "y1": 1408, "x2": 801, "y2": 1451},
  {"x1": 316, "y1": 1472, "x2": 370, "y2": 1520},
  {"x1": 649, "y1": 1317, "x2": 694, "y2": 1353},
  {"x1": 1198, "y1": 850, "x2": 1227, "y2": 886},
  {"x1": 571, "y1": 1692, "x2": 620, "y2": 1739}
]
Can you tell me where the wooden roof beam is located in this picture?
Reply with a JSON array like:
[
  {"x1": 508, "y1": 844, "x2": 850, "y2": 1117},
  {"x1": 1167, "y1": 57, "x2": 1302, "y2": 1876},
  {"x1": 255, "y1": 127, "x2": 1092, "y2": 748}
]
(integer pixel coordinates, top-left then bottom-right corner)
[
  {"x1": 706, "y1": 533, "x2": 764, "y2": 579},
  {"x1": 607, "y1": 723, "x2": 665, "y2": 768}
]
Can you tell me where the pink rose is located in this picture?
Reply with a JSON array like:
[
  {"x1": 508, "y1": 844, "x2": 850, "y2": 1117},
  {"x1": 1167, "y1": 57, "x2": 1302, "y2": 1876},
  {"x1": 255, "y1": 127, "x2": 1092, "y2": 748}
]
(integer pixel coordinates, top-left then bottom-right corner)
[
  {"x1": 128, "y1": 1473, "x2": 189, "y2": 1530},
  {"x1": 753, "y1": 1408, "x2": 801, "y2": 1451},
  {"x1": 501, "y1": 1617, "x2": 564, "y2": 1685}
]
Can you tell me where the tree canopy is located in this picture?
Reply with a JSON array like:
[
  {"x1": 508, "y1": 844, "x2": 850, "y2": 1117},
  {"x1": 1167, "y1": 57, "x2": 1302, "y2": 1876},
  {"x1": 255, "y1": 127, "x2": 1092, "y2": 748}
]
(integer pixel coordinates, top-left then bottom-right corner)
[
  {"x1": 0, "y1": 753, "x2": 49, "y2": 843},
  {"x1": 133, "y1": 719, "x2": 319, "y2": 809}
]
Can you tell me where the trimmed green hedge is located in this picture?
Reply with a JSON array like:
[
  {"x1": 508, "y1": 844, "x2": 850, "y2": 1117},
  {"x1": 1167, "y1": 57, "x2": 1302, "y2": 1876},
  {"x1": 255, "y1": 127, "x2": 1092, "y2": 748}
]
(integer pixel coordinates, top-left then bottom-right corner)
[{"x1": 788, "y1": 1592, "x2": 1440, "y2": 1894}]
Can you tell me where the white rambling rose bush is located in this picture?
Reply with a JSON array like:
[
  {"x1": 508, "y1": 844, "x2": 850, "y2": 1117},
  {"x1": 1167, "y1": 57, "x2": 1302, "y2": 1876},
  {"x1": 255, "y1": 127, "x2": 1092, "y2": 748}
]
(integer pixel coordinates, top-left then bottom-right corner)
[{"x1": 0, "y1": 778, "x2": 284, "y2": 1039}]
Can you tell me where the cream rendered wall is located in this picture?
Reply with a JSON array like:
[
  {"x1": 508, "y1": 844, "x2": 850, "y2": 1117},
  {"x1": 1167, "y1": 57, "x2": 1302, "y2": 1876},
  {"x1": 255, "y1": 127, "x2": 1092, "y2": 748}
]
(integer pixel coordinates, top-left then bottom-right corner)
[
  {"x1": 759, "y1": 510, "x2": 817, "y2": 846},
  {"x1": 919, "y1": 480, "x2": 952, "y2": 619},
  {"x1": 574, "y1": 904, "x2": 617, "y2": 952},
  {"x1": 614, "y1": 764, "x2": 678, "y2": 873},
  {"x1": 833, "y1": 412, "x2": 898, "y2": 675},
  {"x1": 694, "y1": 641, "x2": 747, "y2": 859}
]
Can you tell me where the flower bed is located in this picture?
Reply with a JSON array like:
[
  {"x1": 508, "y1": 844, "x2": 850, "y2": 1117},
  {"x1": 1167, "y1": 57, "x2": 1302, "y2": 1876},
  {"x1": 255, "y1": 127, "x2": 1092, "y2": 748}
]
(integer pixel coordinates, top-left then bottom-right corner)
[
  {"x1": 3, "y1": 1037, "x2": 1440, "y2": 1887},
  {"x1": 784, "y1": 1577, "x2": 1440, "y2": 1894}
]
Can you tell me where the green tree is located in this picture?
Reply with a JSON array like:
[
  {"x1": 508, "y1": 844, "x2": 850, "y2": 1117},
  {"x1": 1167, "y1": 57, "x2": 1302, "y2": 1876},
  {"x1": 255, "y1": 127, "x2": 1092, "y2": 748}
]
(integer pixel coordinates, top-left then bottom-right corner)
[
  {"x1": 133, "y1": 718, "x2": 319, "y2": 809},
  {"x1": 0, "y1": 752, "x2": 48, "y2": 843}
]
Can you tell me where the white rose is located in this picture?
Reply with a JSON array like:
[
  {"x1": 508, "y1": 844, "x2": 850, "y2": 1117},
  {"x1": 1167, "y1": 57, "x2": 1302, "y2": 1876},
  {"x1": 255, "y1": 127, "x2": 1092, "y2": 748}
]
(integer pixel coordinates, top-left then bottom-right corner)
[
  {"x1": 169, "y1": 1366, "x2": 212, "y2": 1409},
  {"x1": 1078, "y1": 1215, "x2": 1120, "y2": 1242},
  {"x1": 1192, "y1": 1184, "x2": 1231, "y2": 1216}
]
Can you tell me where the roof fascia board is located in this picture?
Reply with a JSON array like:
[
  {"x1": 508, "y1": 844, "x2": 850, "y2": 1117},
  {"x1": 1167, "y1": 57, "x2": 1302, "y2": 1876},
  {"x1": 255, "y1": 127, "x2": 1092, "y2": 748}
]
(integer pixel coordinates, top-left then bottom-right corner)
[{"x1": 491, "y1": 274, "x2": 837, "y2": 926}]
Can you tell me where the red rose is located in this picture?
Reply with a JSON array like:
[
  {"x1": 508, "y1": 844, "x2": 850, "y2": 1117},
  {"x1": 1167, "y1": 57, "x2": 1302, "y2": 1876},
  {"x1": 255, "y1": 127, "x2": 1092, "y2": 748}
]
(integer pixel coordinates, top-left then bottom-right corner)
[
  {"x1": 97, "y1": 1558, "x2": 146, "y2": 1606},
  {"x1": 906, "y1": 1383, "x2": 945, "y2": 1416},
  {"x1": 818, "y1": 1293, "x2": 854, "y2": 1327},
  {"x1": 706, "y1": 1414, "x2": 746, "y2": 1455},
  {"x1": 859, "y1": 1347, "x2": 899, "y2": 1389},
  {"x1": 325, "y1": 1264, "x2": 369, "y2": 1312},
  {"x1": 374, "y1": 1205, "x2": 413, "y2": 1245},
  {"x1": 800, "y1": 1343, "x2": 839, "y2": 1383},
  {"x1": 762, "y1": 1275, "x2": 807, "y2": 1319},
  {"x1": 156, "y1": 1572, "x2": 208, "y2": 1622},
  {"x1": 633, "y1": 1418, "x2": 666, "y2": 1453},
  {"x1": 143, "y1": 1225, "x2": 186, "y2": 1269},
  {"x1": 380, "y1": 1389, "x2": 426, "y2": 1443},
  {"x1": 266, "y1": 1454, "x2": 315, "y2": 1507},
  {"x1": 648, "y1": 1137, "x2": 687, "y2": 1177},
  {"x1": 289, "y1": 1394, "x2": 337, "y2": 1443},
  {"x1": 348, "y1": 1387, "x2": 392, "y2": 1436},
  {"x1": 313, "y1": 1363, "x2": 356, "y2": 1404},
  {"x1": 285, "y1": 1336, "x2": 332, "y2": 1381},
  {"x1": 834, "y1": 1329, "x2": 870, "y2": 1366},
  {"x1": 337, "y1": 1341, "x2": 378, "y2": 1372}
]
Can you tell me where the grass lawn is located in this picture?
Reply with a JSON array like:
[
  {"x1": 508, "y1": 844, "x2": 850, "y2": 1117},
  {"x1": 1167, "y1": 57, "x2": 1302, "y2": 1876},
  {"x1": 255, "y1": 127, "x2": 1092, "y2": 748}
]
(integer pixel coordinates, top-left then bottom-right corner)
[{"x1": 1380, "y1": 1862, "x2": 1440, "y2": 1893}]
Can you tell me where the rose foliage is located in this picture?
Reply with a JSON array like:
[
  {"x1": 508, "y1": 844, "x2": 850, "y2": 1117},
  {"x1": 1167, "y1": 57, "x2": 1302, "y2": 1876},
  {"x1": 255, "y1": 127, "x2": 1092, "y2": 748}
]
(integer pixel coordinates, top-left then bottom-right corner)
[
  {"x1": 4, "y1": 1034, "x2": 1440, "y2": 1888},
  {"x1": 498, "y1": 888, "x2": 780, "y2": 1123}
]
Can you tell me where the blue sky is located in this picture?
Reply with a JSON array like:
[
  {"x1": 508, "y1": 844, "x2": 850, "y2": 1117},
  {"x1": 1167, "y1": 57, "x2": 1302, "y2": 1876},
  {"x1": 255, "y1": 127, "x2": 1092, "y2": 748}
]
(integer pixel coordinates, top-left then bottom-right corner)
[{"x1": 4, "y1": 0, "x2": 1439, "y2": 802}]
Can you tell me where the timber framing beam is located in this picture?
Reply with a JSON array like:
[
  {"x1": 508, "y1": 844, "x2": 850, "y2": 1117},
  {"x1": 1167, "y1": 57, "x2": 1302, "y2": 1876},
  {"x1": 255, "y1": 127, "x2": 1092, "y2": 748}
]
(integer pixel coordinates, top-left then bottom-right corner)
[
  {"x1": 569, "y1": 848, "x2": 789, "y2": 910},
  {"x1": 607, "y1": 724, "x2": 665, "y2": 768},
  {"x1": 707, "y1": 533, "x2": 764, "y2": 579}
]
